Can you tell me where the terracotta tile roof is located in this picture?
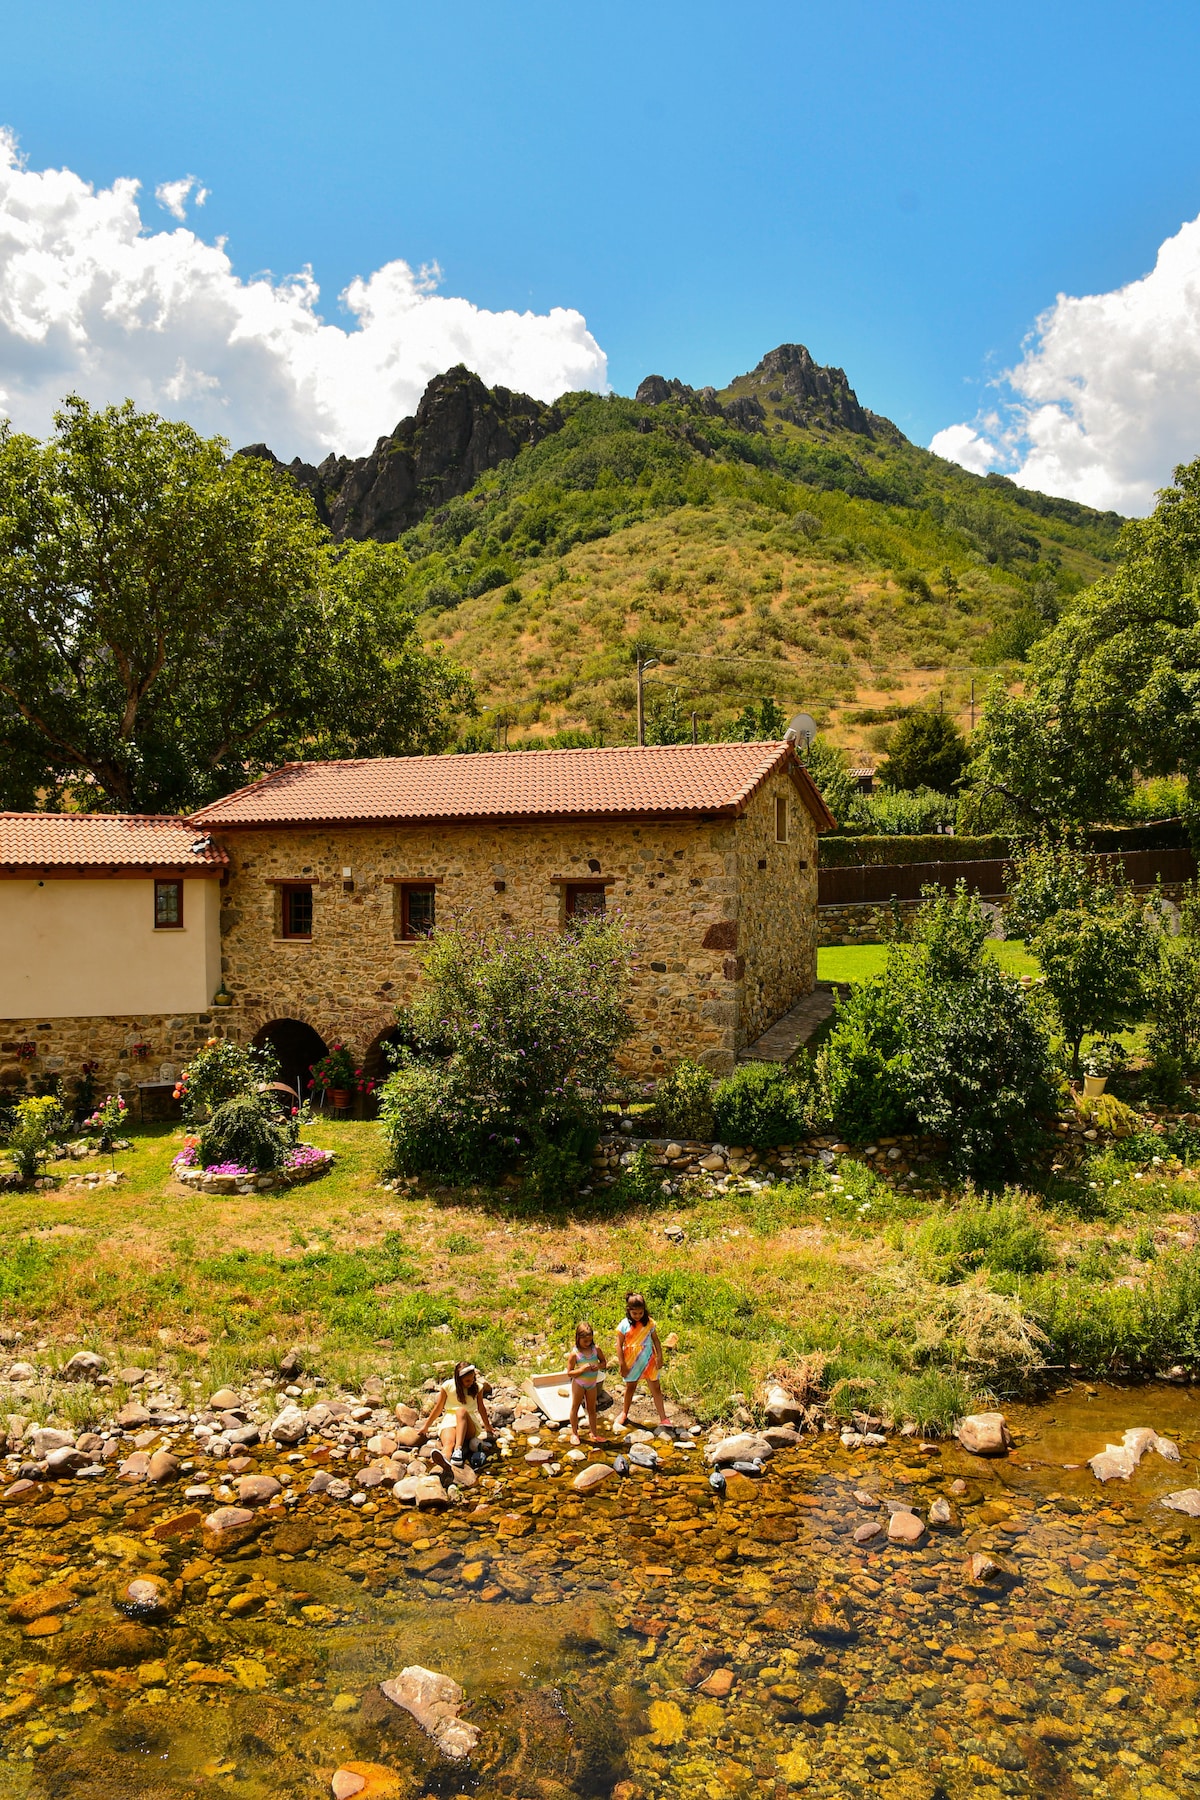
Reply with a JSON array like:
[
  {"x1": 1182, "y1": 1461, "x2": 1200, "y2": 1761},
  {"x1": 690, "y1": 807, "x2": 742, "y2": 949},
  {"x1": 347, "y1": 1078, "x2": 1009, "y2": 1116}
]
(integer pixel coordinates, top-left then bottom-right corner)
[
  {"x1": 0, "y1": 813, "x2": 228, "y2": 872},
  {"x1": 194, "y1": 743, "x2": 837, "y2": 831}
]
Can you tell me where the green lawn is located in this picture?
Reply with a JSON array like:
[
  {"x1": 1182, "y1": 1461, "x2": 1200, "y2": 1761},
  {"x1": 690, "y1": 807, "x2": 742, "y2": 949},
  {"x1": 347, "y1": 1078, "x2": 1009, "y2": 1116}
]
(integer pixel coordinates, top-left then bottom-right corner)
[{"x1": 818, "y1": 938, "x2": 1041, "y2": 984}]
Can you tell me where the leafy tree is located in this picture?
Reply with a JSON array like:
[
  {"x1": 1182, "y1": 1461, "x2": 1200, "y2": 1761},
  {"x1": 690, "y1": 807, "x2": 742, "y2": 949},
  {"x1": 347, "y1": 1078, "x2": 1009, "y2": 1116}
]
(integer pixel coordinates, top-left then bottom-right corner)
[
  {"x1": 644, "y1": 686, "x2": 691, "y2": 745},
  {"x1": 0, "y1": 398, "x2": 473, "y2": 811},
  {"x1": 817, "y1": 885, "x2": 1058, "y2": 1182},
  {"x1": 804, "y1": 736, "x2": 858, "y2": 822},
  {"x1": 878, "y1": 707, "x2": 968, "y2": 793},
  {"x1": 967, "y1": 456, "x2": 1200, "y2": 826},
  {"x1": 729, "y1": 697, "x2": 787, "y2": 741},
  {"x1": 1008, "y1": 841, "x2": 1158, "y2": 1076}
]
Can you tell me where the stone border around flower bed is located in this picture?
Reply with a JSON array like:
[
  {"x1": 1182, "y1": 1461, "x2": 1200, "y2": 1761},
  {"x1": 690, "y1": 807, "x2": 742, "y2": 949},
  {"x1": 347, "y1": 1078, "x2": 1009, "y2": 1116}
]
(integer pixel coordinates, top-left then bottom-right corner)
[{"x1": 175, "y1": 1148, "x2": 336, "y2": 1195}]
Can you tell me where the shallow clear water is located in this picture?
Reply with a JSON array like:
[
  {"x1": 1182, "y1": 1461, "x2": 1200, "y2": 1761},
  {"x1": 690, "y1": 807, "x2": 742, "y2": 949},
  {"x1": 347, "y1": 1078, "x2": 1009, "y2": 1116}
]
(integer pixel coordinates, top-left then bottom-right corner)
[{"x1": 1, "y1": 1383, "x2": 1198, "y2": 1799}]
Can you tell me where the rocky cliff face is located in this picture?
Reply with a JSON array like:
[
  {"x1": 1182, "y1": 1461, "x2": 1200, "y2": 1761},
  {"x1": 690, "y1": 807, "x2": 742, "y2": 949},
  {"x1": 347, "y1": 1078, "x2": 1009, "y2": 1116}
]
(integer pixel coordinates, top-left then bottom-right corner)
[
  {"x1": 240, "y1": 365, "x2": 562, "y2": 542},
  {"x1": 637, "y1": 343, "x2": 903, "y2": 443}
]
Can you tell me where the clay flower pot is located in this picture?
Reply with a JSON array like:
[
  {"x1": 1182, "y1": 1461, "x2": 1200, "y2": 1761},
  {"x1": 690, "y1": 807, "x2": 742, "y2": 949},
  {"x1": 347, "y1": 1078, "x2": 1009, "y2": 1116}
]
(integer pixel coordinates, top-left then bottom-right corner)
[{"x1": 329, "y1": 1089, "x2": 351, "y2": 1111}]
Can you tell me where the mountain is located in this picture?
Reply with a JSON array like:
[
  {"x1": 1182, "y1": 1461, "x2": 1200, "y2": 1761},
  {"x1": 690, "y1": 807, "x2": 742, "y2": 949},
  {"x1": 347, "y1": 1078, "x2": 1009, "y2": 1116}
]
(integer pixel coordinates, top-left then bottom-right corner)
[
  {"x1": 240, "y1": 365, "x2": 561, "y2": 542},
  {"x1": 244, "y1": 346, "x2": 1127, "y2": 759}
]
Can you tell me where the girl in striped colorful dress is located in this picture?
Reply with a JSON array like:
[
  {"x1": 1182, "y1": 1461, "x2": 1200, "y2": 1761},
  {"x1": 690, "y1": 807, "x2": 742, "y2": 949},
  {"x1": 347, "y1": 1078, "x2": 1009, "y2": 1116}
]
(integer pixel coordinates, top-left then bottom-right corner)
[
  {"x1": 567, "y1": 1321, "x2": 607, "y2": 1445},
  {"x1": 615, "y1": 1290, "x2": 670, "y2": 1428}
]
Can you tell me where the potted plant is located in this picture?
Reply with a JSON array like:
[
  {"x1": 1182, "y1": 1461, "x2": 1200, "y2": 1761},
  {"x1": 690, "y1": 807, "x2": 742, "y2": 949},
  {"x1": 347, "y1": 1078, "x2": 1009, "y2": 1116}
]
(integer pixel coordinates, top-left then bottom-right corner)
[
  {"x1": 311, "y1": 1043, "x2": 357, "y2": 1110},
  {"x1": 1082, "y1": 1040, "x2": 1127, "y2": 1097}
]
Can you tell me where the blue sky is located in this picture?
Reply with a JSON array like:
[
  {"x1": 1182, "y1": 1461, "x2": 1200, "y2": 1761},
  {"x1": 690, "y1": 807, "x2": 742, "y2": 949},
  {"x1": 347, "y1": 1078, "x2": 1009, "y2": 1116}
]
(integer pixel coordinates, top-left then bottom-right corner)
[{"x1": 4, "y1": 1, "x2": 1200, "y2": 508}]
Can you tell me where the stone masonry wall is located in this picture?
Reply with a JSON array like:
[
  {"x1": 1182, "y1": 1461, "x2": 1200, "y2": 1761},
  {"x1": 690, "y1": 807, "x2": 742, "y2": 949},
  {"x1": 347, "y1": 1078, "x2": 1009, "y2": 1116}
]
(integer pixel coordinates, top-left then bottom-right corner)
[
  {"x1": 0, "y1": 1012, "x2": 229, "y2": 1107},
  {"x1": 217, "y1": 774, "x2": 819, "y2": 1079},
  {"x1": 735, "y1": 771, "x2": 819, "y2": 1046}
]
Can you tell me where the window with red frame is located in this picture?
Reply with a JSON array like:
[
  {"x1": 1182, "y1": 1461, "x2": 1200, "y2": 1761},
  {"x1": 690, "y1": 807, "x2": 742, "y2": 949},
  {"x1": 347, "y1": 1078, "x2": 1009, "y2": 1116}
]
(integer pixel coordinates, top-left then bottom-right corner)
[
  {"x1": 565, "y1": 883, "x2": 607, "y2": 921},
  {"x1": 399, "y1": 884, "x2": 436, "y2": 939},
  {"x1": 281, "y1": 884, "x2": 313, "y2": 939}
]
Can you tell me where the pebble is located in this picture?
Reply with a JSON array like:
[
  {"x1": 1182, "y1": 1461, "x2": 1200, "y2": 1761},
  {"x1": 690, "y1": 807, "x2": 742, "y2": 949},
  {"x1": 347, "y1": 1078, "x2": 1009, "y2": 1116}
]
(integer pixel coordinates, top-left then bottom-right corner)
[{"x1": 886, "y1": 1509, "x2": 925, "y2": 1545}]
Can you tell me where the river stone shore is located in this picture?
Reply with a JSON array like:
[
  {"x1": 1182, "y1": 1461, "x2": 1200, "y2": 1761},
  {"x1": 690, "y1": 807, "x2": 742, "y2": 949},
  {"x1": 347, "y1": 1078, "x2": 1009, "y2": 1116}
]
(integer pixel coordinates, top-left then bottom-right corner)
[{"x1": 0, "y1": 1362, "x2": 1195, "y2": 1799}]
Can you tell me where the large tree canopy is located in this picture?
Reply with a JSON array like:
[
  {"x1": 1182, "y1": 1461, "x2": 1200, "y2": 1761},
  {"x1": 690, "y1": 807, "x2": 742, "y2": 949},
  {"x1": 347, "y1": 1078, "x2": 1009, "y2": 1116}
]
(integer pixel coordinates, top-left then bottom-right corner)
[
  {"x1": 968, "y1": 456, "x2": 1200, "y2": 826},
  {"x1": 0, "y1": 398, "x2": 474, "y2": 812}
]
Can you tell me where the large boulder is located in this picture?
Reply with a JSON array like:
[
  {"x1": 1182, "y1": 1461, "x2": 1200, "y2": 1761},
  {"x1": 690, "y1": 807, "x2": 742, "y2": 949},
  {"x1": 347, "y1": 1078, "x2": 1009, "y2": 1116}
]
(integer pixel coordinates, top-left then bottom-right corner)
[
  {"x1": 706, "y1": 1434, "x2": 774, "y2": 1467},
  {"x1": 763, "y1": 1384, "x2": 804, "y2": 1426},
  {"x1": 380, "y1": 1666, "x2": 479, "y2": 1761},
  {"x1": 269, "y1": 1405, "x2": 308, "y2": 1445},
  {"x1": 954, "y1": 1413, "x2": 1009, "y2": 1457}
]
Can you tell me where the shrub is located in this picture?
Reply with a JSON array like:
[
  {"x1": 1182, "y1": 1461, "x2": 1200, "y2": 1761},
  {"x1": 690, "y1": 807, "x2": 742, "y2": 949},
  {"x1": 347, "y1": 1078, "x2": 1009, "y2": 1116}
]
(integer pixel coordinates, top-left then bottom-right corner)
[
  {"x1": 818, "y1": 884, "x2": 1057, "y2": 1182},
  {"x1": 5, "y1": 1095, "x2": 66, "y2": 1183},
  {"x1": 1008, "y1": 840, "x2": 1158, "y2": 1075},
  {"x1": 176, "y1": 1039, "x2": 278, "y2": 1125},
  {"x1": 1148, "y1": 933, "x2": 1200, "y2": 1072},
  {"x1": 197, "y1": 1093, "x2": 293, "y2": 1173},
  {"x1": 83, "y1": 1093, "x2": 128, "y2": 1151},
  {"x1": 654, "y1": 1058, "x2": 715, "y2": 1140},
  {"x1": 380, "y1": 916, "x2": 634, "y2": 1191},
  {"x1": 378, "y1": 1062, "x2": 512, "y2": 1183},
  {"x1": 712, "y1": 1061, "x2": 808, "y2": 1150}
]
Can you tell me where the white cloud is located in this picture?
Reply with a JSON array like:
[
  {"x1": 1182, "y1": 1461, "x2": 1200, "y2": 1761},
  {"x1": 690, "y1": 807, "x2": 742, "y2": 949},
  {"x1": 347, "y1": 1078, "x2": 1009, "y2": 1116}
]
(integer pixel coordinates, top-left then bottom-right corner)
[
  {"x1": 0, "y1": 130, "x2": 608, "y2": 459},
  {"x1": 930, "y1": 211, "x2": 1200, "y2": 514},
  {"x1": 155, "y1": 175, "x2": 209, "y2": 220}
]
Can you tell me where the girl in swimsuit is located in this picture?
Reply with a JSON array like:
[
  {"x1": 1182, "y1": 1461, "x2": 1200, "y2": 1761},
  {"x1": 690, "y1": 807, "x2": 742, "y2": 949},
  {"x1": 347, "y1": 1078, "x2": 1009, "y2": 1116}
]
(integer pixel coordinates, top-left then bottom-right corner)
[
  {"x1": 568, "y1": 1321, "x2": 607, "y2": 1445},
  {"x1": 615, "y1": 1290, "x2": 669, "y2": 1428}
]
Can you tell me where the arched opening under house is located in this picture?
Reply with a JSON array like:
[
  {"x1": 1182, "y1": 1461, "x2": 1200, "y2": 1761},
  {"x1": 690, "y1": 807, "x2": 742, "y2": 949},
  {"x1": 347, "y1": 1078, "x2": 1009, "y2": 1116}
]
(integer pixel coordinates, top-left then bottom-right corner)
[{"x1": 252, "y1": 1019, "x2": 328, "y2": 1102}]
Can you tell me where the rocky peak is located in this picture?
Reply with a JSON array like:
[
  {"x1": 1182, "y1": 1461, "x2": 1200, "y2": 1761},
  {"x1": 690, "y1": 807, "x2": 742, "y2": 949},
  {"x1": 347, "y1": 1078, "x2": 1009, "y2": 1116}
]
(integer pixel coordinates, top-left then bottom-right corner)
[
  {"x1": 748, "y1": 343, "x2": 874, "y2": 436},
  {"x1": 635, "y1": 343, "x2": 899, "y2": 442},
  {"x1": 239, "y1": 365, "x2": 562, "y2": 542}
]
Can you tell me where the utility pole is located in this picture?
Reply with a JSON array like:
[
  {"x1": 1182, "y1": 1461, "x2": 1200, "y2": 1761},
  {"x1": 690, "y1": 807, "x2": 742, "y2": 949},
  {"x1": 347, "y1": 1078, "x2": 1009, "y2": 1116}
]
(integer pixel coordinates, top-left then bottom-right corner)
[
  {"x1": 970, "y1": 678, "x2": 976, "y2": 733},
  {"x1": 691, "y1": 710, "x2": 698, "y2": 745},
  {"x1": 636, "y1": 652, "x2": 659, "y2": 746}
]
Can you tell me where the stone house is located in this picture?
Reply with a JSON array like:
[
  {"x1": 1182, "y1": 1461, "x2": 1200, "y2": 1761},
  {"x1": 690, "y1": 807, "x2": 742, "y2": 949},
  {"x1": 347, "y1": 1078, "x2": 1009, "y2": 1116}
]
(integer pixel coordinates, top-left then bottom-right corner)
[{"x1": 0, "y1": 742, "x2": 833, "y2": 1102}]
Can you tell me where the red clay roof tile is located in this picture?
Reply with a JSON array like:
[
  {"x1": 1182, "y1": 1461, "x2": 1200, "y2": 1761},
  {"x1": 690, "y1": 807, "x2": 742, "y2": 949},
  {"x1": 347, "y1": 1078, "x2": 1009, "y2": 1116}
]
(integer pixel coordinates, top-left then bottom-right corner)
[
  {"x1": 193, "y1": 743, "x2": 836, "y2": 830},
  {"x1": 0, "y1": 813, "x2": 228, "y2": 871}
]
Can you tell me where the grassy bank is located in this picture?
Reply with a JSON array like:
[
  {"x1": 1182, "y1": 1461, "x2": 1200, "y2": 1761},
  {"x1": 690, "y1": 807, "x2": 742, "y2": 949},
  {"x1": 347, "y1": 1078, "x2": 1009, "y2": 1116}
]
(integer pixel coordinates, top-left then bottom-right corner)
[
  {"x1": 818, "y1": 939, "x2": 1041, "y2": 984},
  {"x1": 2, "y1": 1111, "x2": 1198, "y2": 1434}
]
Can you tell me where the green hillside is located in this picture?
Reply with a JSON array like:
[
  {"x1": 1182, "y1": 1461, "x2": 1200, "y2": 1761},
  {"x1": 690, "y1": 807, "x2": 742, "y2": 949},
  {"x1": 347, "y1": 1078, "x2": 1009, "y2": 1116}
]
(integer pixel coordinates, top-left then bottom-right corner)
[{"x1": 398, "y1": 359, "x2": 1124, "y2": 758}]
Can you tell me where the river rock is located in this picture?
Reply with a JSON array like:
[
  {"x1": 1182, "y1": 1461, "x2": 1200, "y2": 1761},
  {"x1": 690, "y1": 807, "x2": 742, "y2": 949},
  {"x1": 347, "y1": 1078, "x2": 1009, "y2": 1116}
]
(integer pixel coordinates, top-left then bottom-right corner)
[
  {"x1": 7, "y1": 1363, "x2": 36, "y2": 1383},
  {"x1": 698, "y1": 1667, "x2": 734, "y2": 1698},
  {"x1": 629, "y1": 1444, "x2": 658, "y2": 1469},
  {"x1": 115, "y1": 1574, "x2": 178, "y2": 1621},
  {"x1": 62, "y1": 1350, "x2": 106, "y2": 1382},
  {"x1": 1161, "y1": 1489, "x2": 1200, "y2": 1516},
  {"x1": 44, "y1": 1446, "x2": 88, "y2": 1476},
  {"x1": 202, "y1": 1505, "x2": 264, "y2": 1554},
  {"x1": 147, "y1": 1450, "x2": 181, "y2": 1482},
  {"x1": 955, "y1": 1412, "x2": 1008, "y2": 1456},
  {"x1": 331, "y1": 1764, "x2": 404, "y2": 1800},
  {"x1": 116, "y1": 1402, "x2": 151, "y2": 1428},
  {"x1": 7, "y1": 1583, "x2": 75, "y2": 1624},
  {"x1": 236, "y1": 1475, "x2": 282, "y2": 1506},
  {"x1": 269, "y1": 1405, "x2": 307, "y2": 1444},
  {"x1": 969, "y1": 1553, "x2": 1002, "y2": 1583},
  {"x1": 706, "y1": 1434, "x2": 773, "y2": 1466},
  {"x1": 380, "y1": 1666, "x2": 479, "y2": 1761},
  {"x1": 209, "y1": 1388, "x2": 242, "y2": 1412},
  {"x1": 853, "y1": 1521, "x2": 883, "y2": 1544},
  {"x1": 763, "y1": 1384, "x2": 804, "y2": 1425},
  {"x1": 573, "y1": 1463, "x2": 615, "y2": 1493},
  {"x1": 928, "y1": 1497, "x2": 954, "y2": 1526},
  {"x1": 30, "y1": 1427, "x2": 75, "y2": 1459},
  {"x1": 887, "y1": 1509, "x2": 925, "y2": 1545}
]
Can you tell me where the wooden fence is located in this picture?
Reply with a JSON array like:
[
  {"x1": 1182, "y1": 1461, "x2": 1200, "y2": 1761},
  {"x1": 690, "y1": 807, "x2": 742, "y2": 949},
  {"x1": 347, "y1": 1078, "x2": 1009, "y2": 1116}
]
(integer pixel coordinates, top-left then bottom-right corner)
[{"x1": 818, "y1": 846, "x2": 1198, "y2": 908}]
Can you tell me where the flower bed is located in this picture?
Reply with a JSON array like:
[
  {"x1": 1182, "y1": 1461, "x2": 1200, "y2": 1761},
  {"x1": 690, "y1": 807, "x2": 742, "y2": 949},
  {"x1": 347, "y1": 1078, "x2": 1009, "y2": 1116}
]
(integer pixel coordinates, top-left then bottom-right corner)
[{"x1": 172, "y1": 1136, "x2": 335, "y2": 1194}]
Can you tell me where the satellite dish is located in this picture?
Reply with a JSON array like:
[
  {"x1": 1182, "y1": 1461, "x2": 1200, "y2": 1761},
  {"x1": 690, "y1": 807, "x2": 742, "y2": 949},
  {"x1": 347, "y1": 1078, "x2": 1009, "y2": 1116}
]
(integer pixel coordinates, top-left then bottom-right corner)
[{"x1": 784, "y1": 712, "x2": 818, "y2": 749}]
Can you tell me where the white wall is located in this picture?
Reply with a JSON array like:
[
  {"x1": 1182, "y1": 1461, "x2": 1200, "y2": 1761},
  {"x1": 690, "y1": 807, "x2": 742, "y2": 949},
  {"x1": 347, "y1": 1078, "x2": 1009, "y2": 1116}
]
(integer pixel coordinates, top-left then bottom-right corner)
[{"x1": 0, "y1": 878, "x2": 222, "y2": 1018}]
